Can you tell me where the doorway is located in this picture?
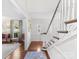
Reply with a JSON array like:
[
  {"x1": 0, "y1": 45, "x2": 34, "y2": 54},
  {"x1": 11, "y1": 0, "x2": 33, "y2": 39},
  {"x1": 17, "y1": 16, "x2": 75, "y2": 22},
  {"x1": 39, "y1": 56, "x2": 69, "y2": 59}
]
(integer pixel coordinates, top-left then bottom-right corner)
[{"x1": 10, "y1": 20, "x2": 23, "y2": 42}]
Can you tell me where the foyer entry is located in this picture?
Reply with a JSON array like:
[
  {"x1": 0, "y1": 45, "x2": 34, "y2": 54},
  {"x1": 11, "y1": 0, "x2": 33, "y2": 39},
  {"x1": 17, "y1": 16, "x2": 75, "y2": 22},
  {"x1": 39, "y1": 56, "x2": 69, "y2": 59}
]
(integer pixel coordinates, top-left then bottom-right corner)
[
  {"x1": 24, "y1": 51, "x2": 47, "y2": 59},
  {"x1": 24, "y1": 41, "x2": 50, "y2": 59}
]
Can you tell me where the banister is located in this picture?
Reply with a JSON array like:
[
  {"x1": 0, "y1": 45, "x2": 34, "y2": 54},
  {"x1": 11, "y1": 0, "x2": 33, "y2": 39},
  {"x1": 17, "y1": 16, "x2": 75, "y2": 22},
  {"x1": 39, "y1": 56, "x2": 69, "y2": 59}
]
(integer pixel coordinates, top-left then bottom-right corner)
[
  {"x1": 64, "y1": 19, "x2": 77, "y2": 24},
  {"x1": 44, "y1": 0, "x2": 61, "y2": 34}
]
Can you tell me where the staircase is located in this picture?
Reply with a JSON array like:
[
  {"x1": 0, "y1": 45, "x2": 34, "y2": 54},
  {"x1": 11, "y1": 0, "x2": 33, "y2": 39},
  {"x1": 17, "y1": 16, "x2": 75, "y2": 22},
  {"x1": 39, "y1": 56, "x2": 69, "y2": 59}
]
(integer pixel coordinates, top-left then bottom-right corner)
[
  {"x1": 41, "y1": 18, "x2": 77, "y2": 50},
  {"x1": 40, "y1": 0, "x2": 77, "y2": 59}
]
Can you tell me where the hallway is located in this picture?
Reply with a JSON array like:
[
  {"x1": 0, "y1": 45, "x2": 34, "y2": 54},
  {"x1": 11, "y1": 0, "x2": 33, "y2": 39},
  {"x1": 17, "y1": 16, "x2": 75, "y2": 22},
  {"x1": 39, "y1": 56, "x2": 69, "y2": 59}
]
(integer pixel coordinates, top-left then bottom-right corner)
[
  {"x1": 2, "y1": 0, "x2": 77, "y2": 59},
  {"x1": 5, "y1": 43, "x2": 25, "y2": 59},
  {"x1": 25, "y1": 41, "x2": 49, "y2": 59},
  {"x1": 5, "y1": 41, "x2": 50, "y2": 59}
]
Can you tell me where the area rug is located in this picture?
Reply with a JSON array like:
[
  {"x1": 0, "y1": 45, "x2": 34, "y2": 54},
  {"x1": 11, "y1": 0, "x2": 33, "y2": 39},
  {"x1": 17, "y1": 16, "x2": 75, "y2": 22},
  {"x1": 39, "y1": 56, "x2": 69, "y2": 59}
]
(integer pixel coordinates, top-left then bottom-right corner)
[
  {"x1": 2, "y1": 43, "x2": 20, "y2": 59},
  {"x1": 24, "y1": 51, "x2": 47, "y2": 59}
]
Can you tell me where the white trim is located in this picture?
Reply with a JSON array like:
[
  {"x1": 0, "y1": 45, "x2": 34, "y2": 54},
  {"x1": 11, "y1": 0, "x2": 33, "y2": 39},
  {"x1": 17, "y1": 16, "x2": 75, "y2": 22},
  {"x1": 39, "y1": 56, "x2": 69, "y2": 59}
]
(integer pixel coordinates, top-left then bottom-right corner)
[
  {"x1": 10, "y1": 0, "x2": 28, "y2": 18},
  {"x1": 3, "y1": 43, "x2": 20, "y2": 59},
  {"x1": 54, "y1": 46, "x2": 70, "y2": 59},
  {"x1": 48, "y1": 30, "x2": 77, "y2": 49}
]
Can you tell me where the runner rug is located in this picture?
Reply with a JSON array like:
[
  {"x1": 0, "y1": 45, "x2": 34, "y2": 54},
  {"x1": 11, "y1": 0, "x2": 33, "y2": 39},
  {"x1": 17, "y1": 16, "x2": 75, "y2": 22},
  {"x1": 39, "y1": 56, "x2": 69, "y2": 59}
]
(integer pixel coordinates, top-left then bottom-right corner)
[{"x1": 24, "y1": 51, "x2": 47, "y2": 59}]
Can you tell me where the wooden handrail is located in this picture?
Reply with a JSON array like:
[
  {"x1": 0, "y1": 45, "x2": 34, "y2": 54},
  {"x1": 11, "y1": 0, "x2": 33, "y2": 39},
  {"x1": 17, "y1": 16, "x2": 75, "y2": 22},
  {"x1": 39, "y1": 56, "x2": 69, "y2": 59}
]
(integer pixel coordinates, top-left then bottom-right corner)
[
  {"x1": 46, "y1": 0, "x2": 61, "y2": 34},
  {"x1": 53, "y1": 36, "x2": 60, "y2": 40},
  {"x1": 64, "y1": 19, "x2": 77, "y2": 24},
  {"x1": 57, "y1": 31, "x2": 68, "y2": 33},
  {"x1": 41, "y1": 0, "x2": 61, "y2": 35},
  {"x1": 41, "y1": 32, "x2": 47, "y2": 35}
]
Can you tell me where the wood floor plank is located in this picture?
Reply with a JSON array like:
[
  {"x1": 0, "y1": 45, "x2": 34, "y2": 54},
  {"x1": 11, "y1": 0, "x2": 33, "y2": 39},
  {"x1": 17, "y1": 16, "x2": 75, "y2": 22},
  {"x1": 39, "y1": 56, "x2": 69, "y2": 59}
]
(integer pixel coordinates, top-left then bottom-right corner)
[
  {"x1": 5, "y1": 43, "x2": 25, "y2": 59},
  {"x1": 5, "y1": 41, "x2": 50, "y2": 59},
  {"x1": 27, "y1": 41, "x2": 50, "y2": 59},
  {"x1": 28, "y1": 41, "x2": 43, "y2": 51}
]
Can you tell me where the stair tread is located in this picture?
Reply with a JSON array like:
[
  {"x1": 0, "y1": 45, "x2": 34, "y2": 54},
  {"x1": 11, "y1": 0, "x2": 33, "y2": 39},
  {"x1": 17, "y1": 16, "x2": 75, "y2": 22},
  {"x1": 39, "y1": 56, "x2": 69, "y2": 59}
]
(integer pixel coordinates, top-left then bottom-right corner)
[
  {"x1": 64, "y1": 19, "x2": 77, "y2": 24},
  {"x1": 57, "y1": 31, "x2": 68, "y2": 33},
  {"x1": 53, "y1": 36, "x2": 60, "y2": 40},
  {"x1": 41, "y1": 32, "x2": 47, "y2": 35},
  {"x1": 41, "y1": 47, "x2": 47, "y2": 51}
]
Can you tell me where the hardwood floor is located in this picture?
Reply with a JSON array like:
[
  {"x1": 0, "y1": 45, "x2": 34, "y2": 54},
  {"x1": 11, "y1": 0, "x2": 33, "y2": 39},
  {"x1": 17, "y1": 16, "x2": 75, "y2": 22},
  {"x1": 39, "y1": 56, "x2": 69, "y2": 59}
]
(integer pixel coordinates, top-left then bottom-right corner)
[
  {"x1": 5, "y1": 41, "x2": 50, "y2": 59},
  {"x1": 28, "y1": 41, "x2": 43, "y2": 51},
  {"x1": 27, "y1": 41, "x2": 50, "y2": 59},
  {"x1": 5, "y1": 43, "x2": 25, "y2": 59}
]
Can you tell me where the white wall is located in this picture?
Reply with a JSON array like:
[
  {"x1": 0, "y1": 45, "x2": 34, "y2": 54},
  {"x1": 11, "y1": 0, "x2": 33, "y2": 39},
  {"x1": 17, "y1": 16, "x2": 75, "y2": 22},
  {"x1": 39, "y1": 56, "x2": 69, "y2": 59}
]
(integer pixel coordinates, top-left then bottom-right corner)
[
  {"x1": 31, "y1": 18, "x2": 50, "y2": 41},
  {"x1": 10, "y1": 0, "x2": 61, "y2": 42},
  {"x1": 23, "y1": 18, "x2": 31, "y2": 50},
  {"x1": 2, "y1": 0, "x2": 31, "y2": 50},
  {"x1": 27, "y1": 0, "x2": 59, "y2": 12},
  {"x1": 2, "y1": 17, "x2": 10, "y2": 33},
  {"x1": 47, "y1": 35, "x2": 77, "y2": 59},
  {"x1": 2, "y1": 0, "x2": 25, "y2": 20},
  {"x1": 30, "y1": 11, "x2": 62, "y2": 41},
  {"x1": 24, "y1": 0, "x2": 60, "y2": 41}
]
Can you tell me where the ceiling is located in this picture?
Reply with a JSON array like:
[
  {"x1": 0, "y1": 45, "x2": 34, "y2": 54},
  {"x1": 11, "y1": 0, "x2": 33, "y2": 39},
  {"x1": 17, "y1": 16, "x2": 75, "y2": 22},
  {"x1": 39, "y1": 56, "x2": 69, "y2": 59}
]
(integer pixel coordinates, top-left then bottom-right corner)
[
  {"x1": 14, "y1": 0, "x2": 60, "y2": 33},
  {"x1": 2, "y1": 0, "x2": 60, "y2": 32},
  {"x1": 2, "y1": 0, "x2": 26, "y2": 20},
  {"x1": 14, "y1": 0, "x2": 59, "y2": 28},
  {"x1": 2, "y1": 0, "x2": 59, "y2": 20}
]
